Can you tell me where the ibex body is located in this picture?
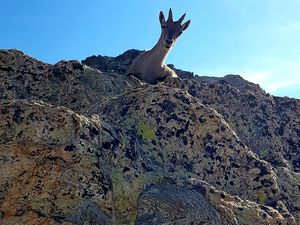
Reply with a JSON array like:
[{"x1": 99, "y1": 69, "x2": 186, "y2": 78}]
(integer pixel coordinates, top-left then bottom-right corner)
[{"x1": 127, "y1": 9, "x2": 190, "y2": 84}]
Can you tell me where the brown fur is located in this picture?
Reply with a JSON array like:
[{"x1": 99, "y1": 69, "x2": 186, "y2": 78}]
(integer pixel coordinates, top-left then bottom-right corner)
[{"x1": 127, "y1": 9, "x2": 190, "y2": 84}]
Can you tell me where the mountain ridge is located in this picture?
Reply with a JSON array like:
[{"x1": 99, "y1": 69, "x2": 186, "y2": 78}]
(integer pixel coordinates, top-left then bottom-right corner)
[{"x1": 0, "y1": 49, "x2": 299, "y2": 224}]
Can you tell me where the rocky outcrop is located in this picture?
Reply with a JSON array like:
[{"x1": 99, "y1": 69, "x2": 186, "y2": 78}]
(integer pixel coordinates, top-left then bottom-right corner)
[
  {"x1": 0, "y1": 49, "x2": 299, "y2": 224},
  {"x1": 0, "y1": 49, "x2": 142, "y2": 114},
  {"x1": 82, "y1": 49, "x2": 143, "y2": 75},
  {"x1": 81, "y1": 50, "x2": 300, "y2": 221},
  {"x1": 177, "y1": 76, "x2": 300, "y2": 221}
]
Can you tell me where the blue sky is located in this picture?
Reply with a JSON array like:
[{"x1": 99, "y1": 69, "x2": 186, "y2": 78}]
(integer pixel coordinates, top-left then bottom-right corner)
[{"x1": 1, "y1": 0, "x2": 300, "y2": 99}]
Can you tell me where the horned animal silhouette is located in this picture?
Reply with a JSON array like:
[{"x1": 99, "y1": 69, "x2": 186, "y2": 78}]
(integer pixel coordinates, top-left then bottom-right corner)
[{"x1": 127, "y1": 9, "x2": 191, "y2": 84}]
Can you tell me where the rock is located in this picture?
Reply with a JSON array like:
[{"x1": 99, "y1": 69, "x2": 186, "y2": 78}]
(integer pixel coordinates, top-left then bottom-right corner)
[
  {"x1": 82, "y1": 49, "x2": 143, "y2": 74},
  {"x1": 136, "y1": 183, "x2": 225, "y2": 225},
  {"x1": 0, "y1": 49, "x2": 299, "y2": 224},
  {"x1": 168, "y1": 76, "x2": 300, "y2": 221},
  {"x1": 0, "y1": 49, "x2": 142, "y2": 115},
  {"x1": 136, "y1": 180, "x2": 295, "y2": 225},
  {"x1": 0, "y1": 99, "x2": 114, "y2": 224}
]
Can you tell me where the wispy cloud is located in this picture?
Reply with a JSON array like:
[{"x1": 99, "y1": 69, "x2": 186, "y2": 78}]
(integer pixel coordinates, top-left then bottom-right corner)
[
  {"x1": 196, "y1": 56, "x2": 300, "y2": 98},
  {"x1": 202, "y1": 2, "x2": 300, "y2": 98},
  {"x1": 241, "y1": 66, "x2": 300, "y2": 94},
  {"x1": 181, "y1": 1, "x2": 300, "y2": 98},
  {"x1": 286, "y1": 21, "x2": 300, "y2": 30},
  {"x1": 241, "y1": 70, "x2": 273, "y2": 85},
  {"x1": 259, "y1": 58, "x2": 300, "y2": 93}
]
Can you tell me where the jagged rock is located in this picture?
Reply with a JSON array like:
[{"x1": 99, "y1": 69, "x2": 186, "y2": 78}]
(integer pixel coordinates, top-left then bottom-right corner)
[
  {"x1": 0, "y1": 49, "x2": 142, "y2": 114},
  {"x1": 0, "y1": 49, "x2": 299, "y2": 224},
  {"x1": 0, "y1": 100, "x2": 113, "y2": 224},
  {"x1": 82, "y1": 49, "x2": 143, "y2": 74},
  {"x1": 137, "y1": 179, "x2": 296, "y2": 225},
  {"x1": 0, "y1": 97, "x2": 294, "y2": 225},
  {"x1": 168, "y1": 77, "x2": 300, "y2": 221},
  {"x1": 136, "y1": 183, "x2": 226, "y2": 225}
]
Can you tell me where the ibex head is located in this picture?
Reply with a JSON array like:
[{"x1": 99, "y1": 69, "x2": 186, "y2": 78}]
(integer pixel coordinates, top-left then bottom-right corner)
[{"x1": 159, "y1": 8, "x2": 191, "y2": 50}]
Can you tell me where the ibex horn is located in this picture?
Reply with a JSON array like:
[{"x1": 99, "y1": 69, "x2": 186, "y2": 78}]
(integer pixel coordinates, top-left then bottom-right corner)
[
  {"x1": 167, "y1": 8, "x2": 173, "y2": 22},
  {"x1": 178, "y1": 13, "x2": 186, "y2": 23}
]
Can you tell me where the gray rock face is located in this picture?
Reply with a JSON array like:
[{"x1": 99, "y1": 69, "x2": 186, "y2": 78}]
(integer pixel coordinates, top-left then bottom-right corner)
[
  {"x1": 0, "y1": 49, "x2": 299, "y2": 224},
  {"x1": 82, "y1": 49, "x2": 143, "y2": 74},
  {"x1": 176, "y1": 77, "x2": 300, "y2": 221},
  {"x1": 136, "y1": 183, "x2": 226, "y2": 225},
  {"x1": 0, "y1": 49, "x2": 142, "y2": 114}
]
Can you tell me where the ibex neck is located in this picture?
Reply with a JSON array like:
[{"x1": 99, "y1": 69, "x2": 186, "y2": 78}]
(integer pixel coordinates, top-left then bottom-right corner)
[{"x1": 151, "y1": 35, "x2": 171, "y2": 66}]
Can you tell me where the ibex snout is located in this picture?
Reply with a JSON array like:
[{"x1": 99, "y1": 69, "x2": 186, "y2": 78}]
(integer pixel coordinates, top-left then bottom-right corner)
[{"x1": 165, "y1": 39, "x2": 174, "y2": 49}]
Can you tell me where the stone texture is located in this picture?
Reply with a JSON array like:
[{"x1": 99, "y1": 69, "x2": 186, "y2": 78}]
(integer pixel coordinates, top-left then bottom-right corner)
[
  {"x1": 173, "y1": 77, "x2": 300, "y2": 221},
  {"x1": 0, "y1": 49, "x2": 142, "y2": 115},
  {"x1": 0, "y1": 49, "x2": 299, "y2": 224},
  {"x1": 82, "y1": 49, "x2": 143, "y2": 75}
]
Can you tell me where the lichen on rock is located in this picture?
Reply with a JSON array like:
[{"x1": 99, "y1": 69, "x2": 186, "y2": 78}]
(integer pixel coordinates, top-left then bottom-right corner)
[{"x1": 0, "y1": 49, "x2": 299, "y2": 224}]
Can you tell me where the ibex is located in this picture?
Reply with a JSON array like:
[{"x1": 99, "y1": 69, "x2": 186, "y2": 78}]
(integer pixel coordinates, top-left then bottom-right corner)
[{"x1": 127, "y1": 9, "x2": 191, "y2": 84}]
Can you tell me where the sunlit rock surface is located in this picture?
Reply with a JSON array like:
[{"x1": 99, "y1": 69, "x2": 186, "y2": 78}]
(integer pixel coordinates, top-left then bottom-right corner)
[{"x1": 0, "y1": 49, "x2": 299, "y2": 224}]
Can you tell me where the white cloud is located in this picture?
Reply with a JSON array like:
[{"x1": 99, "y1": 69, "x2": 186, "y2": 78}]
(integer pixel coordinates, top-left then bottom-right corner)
[
  {"x1": 267, "y1": 80, "x2": 300, "y2": 93},
  {"x1": 190, "y1": 1, "x2": 300, "y2": 99},
  {"x1": 241, "y1": 70, "x2": 273, "y2": 85},
  {"x1": 237, "y1": 57, "x2": 300, "y2": 95},
  {"x1": 287, "y1": 21, "x2": 300, "y2": 30},
  {"x1": 196, "y1": 56, "x2": 300, "y2": 98}
]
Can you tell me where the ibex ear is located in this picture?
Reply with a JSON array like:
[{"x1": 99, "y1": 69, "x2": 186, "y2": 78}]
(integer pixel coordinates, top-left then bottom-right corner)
[
  {"x1": 182, "y1": 20, "x2": 191, "y2": 31},
  {"x1": 159, "y1": 11, "x2": 165, "y2": 25}
]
